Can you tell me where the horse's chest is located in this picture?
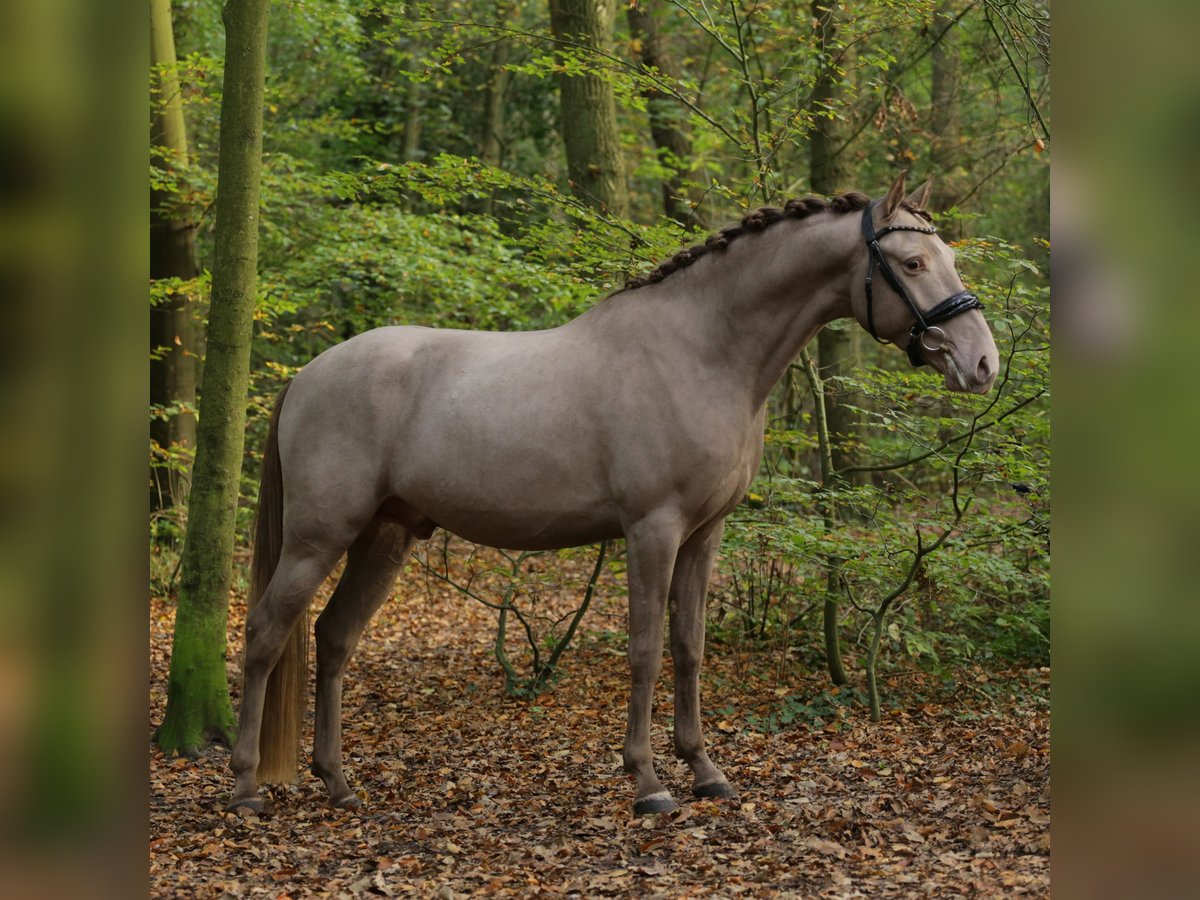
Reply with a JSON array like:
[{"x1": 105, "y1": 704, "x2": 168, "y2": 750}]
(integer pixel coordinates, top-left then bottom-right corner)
[
  {"x1": 717, "y1": 442, "x2": 762, "y2": 509},
  {"x1": 673, "y1": 424, "x2": 764, "y2": 520}
]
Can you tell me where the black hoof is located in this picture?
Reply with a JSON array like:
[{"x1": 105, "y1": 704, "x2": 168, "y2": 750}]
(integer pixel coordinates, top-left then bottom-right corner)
[
  {"x1": 633, "y1": 792, "x2": 678, "y2": 816},
  {"x1": 692, "y1": 780, "x2": 738, "y2": 801},
  {"x1": 227, "y1": 796, "x2": 264, "y2": 814},
  {"x1": 329, "y1": 792, "x2": 362, "y2": 810}
]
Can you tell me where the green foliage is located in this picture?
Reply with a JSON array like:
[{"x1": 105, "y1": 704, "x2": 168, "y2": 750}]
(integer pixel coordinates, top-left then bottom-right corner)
[{"x1": 746, "y1": 686, "x2": 865, "y2": 734}]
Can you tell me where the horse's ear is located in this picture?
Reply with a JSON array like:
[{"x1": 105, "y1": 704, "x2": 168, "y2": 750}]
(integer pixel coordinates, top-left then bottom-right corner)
[
  {"x1": 882, "y1": 170, "x2": 909, "y2": 221},
  {"x1": 904, "y1": 177, "x2": 933, "y2": 212}
]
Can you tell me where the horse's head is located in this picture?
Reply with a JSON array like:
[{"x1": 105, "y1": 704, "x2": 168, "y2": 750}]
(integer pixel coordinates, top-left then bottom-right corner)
[{"x1": 848, "y1": 172, "x2": 999, "y2": 394}]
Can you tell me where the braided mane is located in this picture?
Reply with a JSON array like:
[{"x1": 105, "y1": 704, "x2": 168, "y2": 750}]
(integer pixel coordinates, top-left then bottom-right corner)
[{"x1": 620, "y1": 192, "x2": 933, "y2": 293}]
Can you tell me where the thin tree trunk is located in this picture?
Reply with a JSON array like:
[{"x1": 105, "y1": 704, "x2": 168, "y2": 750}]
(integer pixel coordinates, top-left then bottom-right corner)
[
  {"x1": 480, "y1": 2, "x2": 513, "y2": 169},
  {"x1": 151, "y1": 0, "x2": 200, "y2": 510},
  {"x1": 815, "y1": 330, "x2": 851, "y2": 687},
  {"x1": 157, "y1": 0, "x2": 272, "y2": 756},
  {"x1": 627, "y1": 0, "x2": 698, "y2": 227},
  {"x1": 472, "y1": 1, "x2": 514, "y2": 217},
  {"x1": 810, "y1": 0, "x2": 853, "y2": 685},
  {"x1": 810, "y1": 0, "x2": 857, "y2": 480},
  {"x1": 397, "y1": 7, "x2": 425, "y2": 163},
  {"x1": 548, "y1": 0, "x2": 628, "y2": 217},
  {"x1": 808, "y1": 0, "x2": 841, "y2": 198},
  {"x1": 930, "y1": 0, "x2": 962, "y2": 217},
  {"x1": 801, "y1": 352, "x2": 848, "y2": 686},
  {"x1": 402, "y1": 75, "x2": 422, "y2": 162},
  {"x1": 927, "y1": 0, "x2": 963, "y2": 434}
]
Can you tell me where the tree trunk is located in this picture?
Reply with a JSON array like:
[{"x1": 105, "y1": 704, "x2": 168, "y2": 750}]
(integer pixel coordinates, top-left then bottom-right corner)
[
  {"x1": 470, "y1": 1, "x2": 514, "y2": 217},
  {"x1": 801, "y1": 353, "x2": 849, "y2": 686},
  {"x1": 627, "y1": 0, "x2": 698, "y2": 227},
  {"x1": 810, "y1": 0, "x2": 860, "y2": 484},
  {"x1": 150, "y1": 0, "x2": 200, "y2": 510},
  {"x1": 402, "y1": 75, "x2": 422, "y2": 162},
  {"x1": 480, "y1": 2, "x2": 513, "y2": 170},
  {"x1": 395, "y1": 6, "x2": 425, "y2": 163},
  {"x1": 810, "y1": 0, "x2": 853, "y2": 685},
  {"x1": 808, "y1": 0, "x2": 841, "y2": 198},
  {"x1": 548, "y1": 0, "x2": 628, "y2": 217},
  {"x1": 810, "y1": 0, "x2": 858, "y2": 475},
  {"x1": 156, "y1": 0, "x2": 272, "y2": 756},
  {"x1": 929, "y1": 0, "x2": 962, "y2": 217},
  {"x1": 927, "y1": 0, "x2": 964, "y2": 434}
]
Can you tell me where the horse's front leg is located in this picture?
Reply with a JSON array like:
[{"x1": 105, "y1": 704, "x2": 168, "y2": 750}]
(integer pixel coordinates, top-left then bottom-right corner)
[
  {"x1": 623, "y1": 512, "x2": 685, "y2": 815},
  {"x1": 669, "y1": 518, "x2": 737, "y2": 800}
]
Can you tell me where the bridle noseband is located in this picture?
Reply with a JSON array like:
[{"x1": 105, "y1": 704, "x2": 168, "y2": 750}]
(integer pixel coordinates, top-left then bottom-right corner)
[{"x1": 861, "y1": 200, "x2": 984, "y2": 367}]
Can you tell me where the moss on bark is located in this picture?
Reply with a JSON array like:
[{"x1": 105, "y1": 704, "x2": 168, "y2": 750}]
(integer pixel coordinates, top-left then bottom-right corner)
[{"x1": 156, "y1": 0, "x2": 271, "y2": 757}]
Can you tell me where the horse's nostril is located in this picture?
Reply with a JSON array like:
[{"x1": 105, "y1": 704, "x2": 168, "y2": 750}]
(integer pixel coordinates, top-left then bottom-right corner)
[{"x1": 977, "y1": 355, "x2": 995, "y2": 384}]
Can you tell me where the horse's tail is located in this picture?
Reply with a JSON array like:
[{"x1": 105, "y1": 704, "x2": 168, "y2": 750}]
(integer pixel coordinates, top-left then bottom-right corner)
[{"x1": 248, "y1": 380, "x2": 307, "y2": 783}]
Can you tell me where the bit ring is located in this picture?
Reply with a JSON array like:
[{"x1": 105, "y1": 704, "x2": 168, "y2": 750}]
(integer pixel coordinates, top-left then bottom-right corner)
[{"x1": 920, "y1": 326, "x2": 948, "y2": 353}]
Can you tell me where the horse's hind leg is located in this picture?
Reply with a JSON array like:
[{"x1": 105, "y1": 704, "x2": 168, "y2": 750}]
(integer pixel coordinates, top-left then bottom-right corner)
[
  {"x1": 312, "y1": 518, "x2": 414, "y2": 808},
  {"x1": 230, "y1": 539, "x2": 344, "y2": 810}
]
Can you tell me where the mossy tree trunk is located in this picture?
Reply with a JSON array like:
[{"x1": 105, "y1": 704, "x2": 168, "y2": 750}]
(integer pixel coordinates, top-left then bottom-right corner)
[
  {"x1": 156, "y1": 0, "x2": 272, "y2": 756},
  {"x1": 150, "y1": 0, "x2": 200, "y2": 510},
  {"x1": 549, "y1": 0, "x2": 628, "y2": 217}
]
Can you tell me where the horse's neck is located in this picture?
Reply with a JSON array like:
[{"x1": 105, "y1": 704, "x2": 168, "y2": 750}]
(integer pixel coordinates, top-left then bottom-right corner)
[{"x1": 584, "y1": 213, "x2": 856, "y2": 410}]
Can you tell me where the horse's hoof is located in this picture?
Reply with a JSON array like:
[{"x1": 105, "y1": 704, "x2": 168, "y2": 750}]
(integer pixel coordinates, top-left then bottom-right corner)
[
  {"x1": 633, "y1": 791, "x2": 678, "y2": 816},
  {"x1": 227, "y1": 796, "x2": 264, "y2": 814},
  {"x1": 692, "y1": 780, "x2": 738, "y2": 801},
  {"x1": 329, "y1": 792, "x2": 362, "y2": 810}
]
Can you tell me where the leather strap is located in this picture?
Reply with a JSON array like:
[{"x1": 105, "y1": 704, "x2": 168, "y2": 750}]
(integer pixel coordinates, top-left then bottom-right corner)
[{"x1": 860, "y1": 201, "x2": 983, "y2": 368}]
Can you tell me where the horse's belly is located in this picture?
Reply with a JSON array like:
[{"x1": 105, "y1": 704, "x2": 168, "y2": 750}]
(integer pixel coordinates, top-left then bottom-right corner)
[
  {"x1": 390, "y1": 459, "x2": 622, "y2": 550},
  {"x1": 447, "y1": 512, "x2": 622, "y2": 551},
  {"x1": 408, "y1": 497, "x2": 622, "y2": 551}
]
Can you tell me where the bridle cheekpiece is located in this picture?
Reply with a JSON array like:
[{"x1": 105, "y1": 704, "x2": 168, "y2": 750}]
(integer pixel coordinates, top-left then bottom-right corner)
[{"x1": 861, "y1": 200, "x2": 984, "y2": 367}]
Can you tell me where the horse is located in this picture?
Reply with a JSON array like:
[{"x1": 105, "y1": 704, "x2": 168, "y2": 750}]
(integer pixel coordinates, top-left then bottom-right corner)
[{"x1": 228, "y1": 172, "x2": 999, "y2": 815}]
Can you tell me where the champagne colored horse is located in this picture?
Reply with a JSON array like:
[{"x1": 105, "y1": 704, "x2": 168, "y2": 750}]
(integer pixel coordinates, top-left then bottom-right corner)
[{"x1": 229, "y1": 173, "x2": 998, "y2": 814}]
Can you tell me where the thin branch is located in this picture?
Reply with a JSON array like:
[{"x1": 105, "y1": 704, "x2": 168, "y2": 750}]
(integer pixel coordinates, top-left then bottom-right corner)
[
  {"x1": 983, "y1": 0, "x2": 1050, "y2": 141},
  {"x1": 728, "y1": 0, "x2": 770, "y2": 204},
  {"x1": 827, "y1": 0, "x2": 982, "y2": 165},
  {"x1": 953, "y1": 138, "x2": 1041, "y2": 208},
  {"x1": 665, "y1": 0, "x2": 743, "y2": 67},
  {"x1": 835, "y1": 389, "x2": 1043, "y2": 477},
  {"x1": 540, "y1": 540, "x2": 609, "y2": 679}
]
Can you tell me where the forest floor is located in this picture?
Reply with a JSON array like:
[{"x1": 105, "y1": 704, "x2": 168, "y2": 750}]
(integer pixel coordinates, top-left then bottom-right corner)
[{"x1": 150, "y1": 547, "x2": 1049, "y2": 898}]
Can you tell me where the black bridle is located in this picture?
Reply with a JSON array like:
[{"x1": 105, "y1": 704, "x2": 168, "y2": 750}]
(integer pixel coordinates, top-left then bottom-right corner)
[{"x1": 861, "y1": 200, "x2": 984, "y2": 367}]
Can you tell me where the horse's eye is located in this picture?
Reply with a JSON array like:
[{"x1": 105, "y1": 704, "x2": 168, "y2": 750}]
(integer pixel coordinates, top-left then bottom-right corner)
[{"x1": 903, "y1": 257, "x2": 924, "y2": 272}]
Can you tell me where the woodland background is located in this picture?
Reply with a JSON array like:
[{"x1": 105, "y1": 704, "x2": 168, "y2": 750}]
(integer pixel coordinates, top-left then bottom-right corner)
[{"x1": 149, "y1": 0, "x2": 1050, "y2": 895}]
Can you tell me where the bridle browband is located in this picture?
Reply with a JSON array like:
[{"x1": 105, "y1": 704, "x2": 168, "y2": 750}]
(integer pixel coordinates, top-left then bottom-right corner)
[{"x1": 861, "y1": 200, "x2": 984, "y2": 367}]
